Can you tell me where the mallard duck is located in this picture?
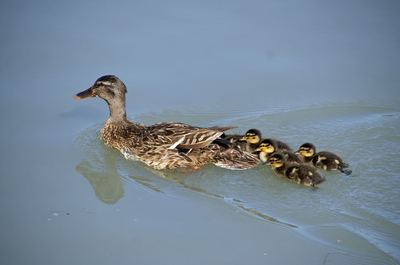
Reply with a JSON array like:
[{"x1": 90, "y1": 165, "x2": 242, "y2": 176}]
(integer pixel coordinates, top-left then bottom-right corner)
[
  {"x1": 296, "y1": 143, "x2": 352, "y2": 175},
  {"x1": 254, "y1": 138, "x2": 295, "y2": 163},
  {"x1": 268, "y1": 152, "x2": 325, "y2": 187},
  {"x1": 75, "y1": 75, "x2": 260, "y2": 170}
]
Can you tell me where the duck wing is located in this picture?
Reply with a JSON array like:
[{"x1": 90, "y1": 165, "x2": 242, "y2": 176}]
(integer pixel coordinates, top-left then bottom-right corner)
[
  {"x1": 146, "y1": 122, "x2": 236, "y2": 150},
  {"x1": 175, "y1": 125, "x2": 237, "y2": 149}
]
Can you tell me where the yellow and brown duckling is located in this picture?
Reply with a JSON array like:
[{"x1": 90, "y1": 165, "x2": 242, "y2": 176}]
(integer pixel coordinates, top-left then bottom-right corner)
[
  {"x1": 268, "y1": 152, "x2": 325, "y2": 187},
  {"x1": 75, "y1": 75, "x2": 260, "y2": 171},
  {"x1": 224, "y1": 128, "x2": 262, "y2": 153},
  {"x1": 297, "y1": 143, "x2": 352, "y2": 175},
  {"x1": 254, "y1": 138, "x2": 297, "y2": 163}
]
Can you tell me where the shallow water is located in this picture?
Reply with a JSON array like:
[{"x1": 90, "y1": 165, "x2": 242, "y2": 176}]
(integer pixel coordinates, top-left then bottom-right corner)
[
  {"x1": 1, "y1": 0, "x2": 400, "y2": 264},
  {"x1": 74, "y1": 103, "x2": 400, "y2": 263}
]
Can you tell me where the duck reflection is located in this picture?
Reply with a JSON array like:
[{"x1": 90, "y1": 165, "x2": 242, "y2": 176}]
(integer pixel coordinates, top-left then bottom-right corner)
[
  {"x1": 74, "y1": 127, "x2": 192, "y2": 203},
  {"x1": 76, "y1": 153, "x2": 124, "y2": 204}
]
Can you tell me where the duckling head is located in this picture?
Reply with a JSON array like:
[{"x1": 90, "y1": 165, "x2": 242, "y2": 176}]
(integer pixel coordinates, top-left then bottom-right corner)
[
  {"x1": 255, "y1": 139, "x2": 276, "y2": 154},
  {"x1": 254, "y1": 139, "x2": 276, "y2": 163},
  {"x1": 268, "y1": 152, "x2": 285, "y2": 169},
  {"x1": 75, "y1": 75, "x2": 127, "y2": 104},
  {"x1": 240, "y1": 129, "x2": 262, "y2": 144},
  {"x1": 297, "y1": 143, "x2": 316, "y2": 158}
]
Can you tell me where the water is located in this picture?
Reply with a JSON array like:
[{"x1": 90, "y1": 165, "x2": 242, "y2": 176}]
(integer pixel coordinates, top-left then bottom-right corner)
[
  {"x1": 1, "y1": 0, "x2": 400, "y2": 264},
  {"x1": 78, "y1": 104, "x2": 400, "y2": 260}
]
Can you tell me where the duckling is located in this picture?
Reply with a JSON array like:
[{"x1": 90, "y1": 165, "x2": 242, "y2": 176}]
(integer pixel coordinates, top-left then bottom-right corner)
[
  {"x1": 285, "y1": 164, "x2": 325, "y2": 187},
  {"x1": 297, "y1": 143, "x2": 352, "y2": 175},
  {"x1": 267, "y1": 152, "x2": 288, "y2": 176},
  {"x1": 228, "y1": 129, "x2": 261, "y2": 153},
  {"x1": 75, "y1": 75, "x2": 260, "y2": 170},
  {"x1": 268, "y1": 152, "x2": 325, "y2": 187},
  {"x1": 254, "y1": 138, "x2": 295, "y2": 163}
]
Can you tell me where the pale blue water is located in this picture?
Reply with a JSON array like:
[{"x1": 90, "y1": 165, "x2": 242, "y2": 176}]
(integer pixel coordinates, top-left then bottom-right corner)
[
  {"x1": 83, "y1": 104, "x2": 400, "y2": 260},
  {"x1": 1, "y1": 0, "x2": 400, "y2": 264}
]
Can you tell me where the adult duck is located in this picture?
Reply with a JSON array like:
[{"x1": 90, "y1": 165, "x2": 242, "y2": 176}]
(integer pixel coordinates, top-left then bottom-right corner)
[{"x1": 75, "y1": 75, "x2": 260, "y2": 170}]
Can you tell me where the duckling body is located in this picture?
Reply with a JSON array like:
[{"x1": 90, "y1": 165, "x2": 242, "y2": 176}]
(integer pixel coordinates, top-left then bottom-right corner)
[
  {"x1": 281, "y1": 150, "x2": 303, "y2": 164},
  {"x1": 221, "y1": 133, "x2": 250, "y2": 152},
  {"x1": 229, "y1": 128, "x2": 262, "y2": 153},
  {"x1": 222, "y1": 133, "x2": 243, "y2": 143},
  {"x1": 274, "y1": 139, "x2": 293, "y2": 152},
  {"x1": 285, "y1": 164, "x2": 325, "y2": 187},
  {"x1": 297, "y1": 143, "x2": 352, "y2": 175},
  {"x1": 76, "y1": 75, "x2": 260, "y2": 170},
  {"x1": 268, "y1": 152, "x2": 325, "y2": 187}
]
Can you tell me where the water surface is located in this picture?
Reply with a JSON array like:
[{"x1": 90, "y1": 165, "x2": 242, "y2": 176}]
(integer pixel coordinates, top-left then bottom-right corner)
[{"x1": 1, "y1": 0, "x2": 400, "y2": 264}]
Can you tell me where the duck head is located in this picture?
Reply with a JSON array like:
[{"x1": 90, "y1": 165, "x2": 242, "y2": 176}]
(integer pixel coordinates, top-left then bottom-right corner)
[
  {"x1": 75, "y1": 75, "x2": 128, "y2": 121},
  {"x1": 75, "y1": 75, "x2": 127, "y2": 102}
]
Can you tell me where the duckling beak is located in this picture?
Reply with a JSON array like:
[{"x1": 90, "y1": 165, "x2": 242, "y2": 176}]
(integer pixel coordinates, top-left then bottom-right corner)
[
  {"x1": 239, "y1": 136, "x2": 247, "y2": 141},
  {"x1": 75, "y1": 86, "x2": 96, "y2": 100}
]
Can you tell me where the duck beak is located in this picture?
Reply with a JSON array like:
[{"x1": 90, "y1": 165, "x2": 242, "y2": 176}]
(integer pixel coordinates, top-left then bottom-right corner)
[
  {"x1": 254, "y1": 147, "x2": 261, "y2": 152},
  {"x1": 74, "y1": 86, "x2": 96, "y2": 100},
  {"x1": 239, "y1": 136, "x2": 247, "y2": 141}
]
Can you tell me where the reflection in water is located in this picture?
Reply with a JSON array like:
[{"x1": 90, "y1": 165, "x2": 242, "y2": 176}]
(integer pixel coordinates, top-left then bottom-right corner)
[
  {"x1": 74, "y1": 126, "x2": 124, "y2": 204},
  {"x1": 76, "y1": 159, "x2": 124, "y2": 204}
]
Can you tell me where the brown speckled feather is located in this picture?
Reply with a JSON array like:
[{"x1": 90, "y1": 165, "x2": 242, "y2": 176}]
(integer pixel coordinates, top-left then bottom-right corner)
[{"x1": 101, "y1": 120, "x2": 258, "y2": 170}]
